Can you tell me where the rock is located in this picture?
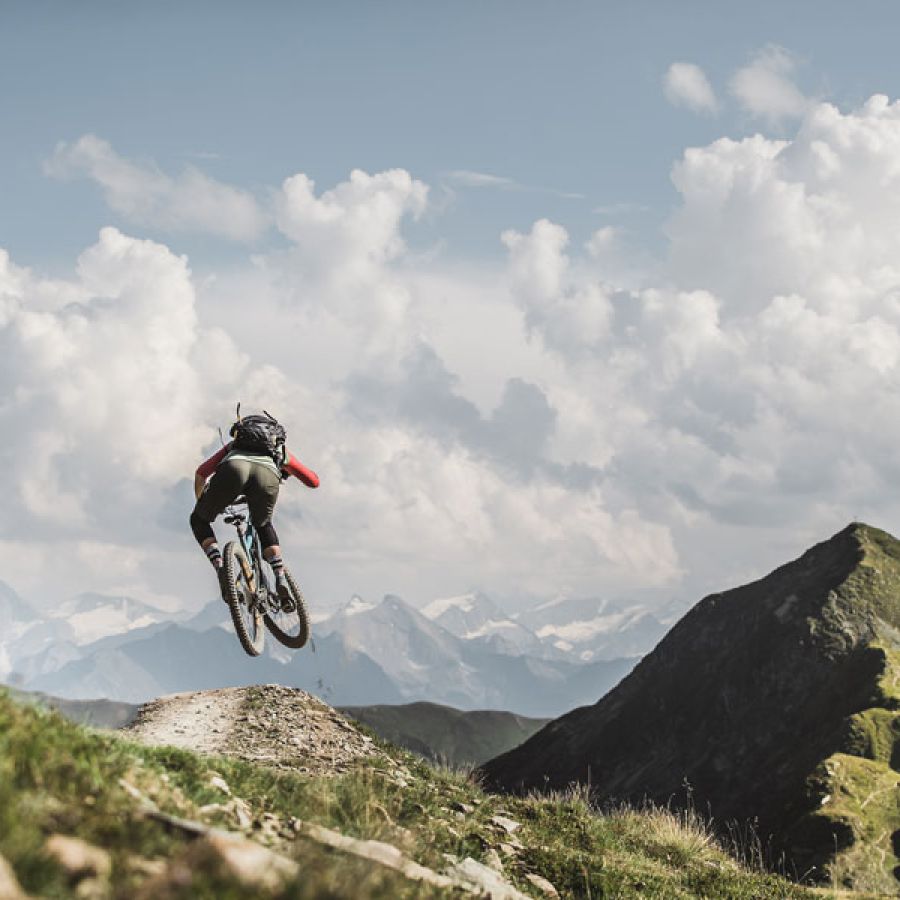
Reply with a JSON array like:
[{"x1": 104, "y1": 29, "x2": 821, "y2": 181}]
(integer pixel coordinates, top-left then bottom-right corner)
[
  {"x1": 44, "y1": 835, "x2": 111, "y2": 884},
  {"x1": 255, "y1": 812, "x2": 282, "y2": 842},
  {"x1": 198, "y1": 802, "x2": 227, "y2": 817},
  {"x1": 208, "y1": 774, "x2": 231, "y2": 795},
  {"x1": 186, "y1": 832, "x2": 298, "y2": 893},
  {"x1": 445, "y1": 857, "x2": 531, "y2": 899},
  {"x1": 524, "y1": 872, "x2": 560, "y2": 897},
  {"x1": 227, "y1": 797, "x2": 253, "y2": 830},
  {"x1": 483, "y1": 848, "x2": 504, "y2": 872},
  {"x1": 0, "y1": 852, "x2": 28, "y2": 900},
  {"x1": 452, "y1": 801, "x2": 475, "y2": 815},
  {"x1": 490, "y1": 815, "x2": 522, "y2": 835},
  {"x1": 124, "y1": 855, "x2": 168, "y2": 879},
  {"x1": 297, "y1": 821, "x2": 453, "y2": 889}
]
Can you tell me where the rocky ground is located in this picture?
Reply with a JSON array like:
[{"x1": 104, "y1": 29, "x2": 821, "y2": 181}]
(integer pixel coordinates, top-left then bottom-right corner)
[
  {"x1": 119, "y1": 684, "x2": 539, "y2": 898},
  {"x1": 124, "y1": 684, "x2": 386, "y2": 776}
]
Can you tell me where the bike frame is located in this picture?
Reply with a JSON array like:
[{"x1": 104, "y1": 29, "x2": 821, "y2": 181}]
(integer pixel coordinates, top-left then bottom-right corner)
[
  {"x1": 219, "y1": 494, "x2": 309, "y2": 653},
  {"x1": 223, "y1": 502, "x2": 273, "y2": 611}
]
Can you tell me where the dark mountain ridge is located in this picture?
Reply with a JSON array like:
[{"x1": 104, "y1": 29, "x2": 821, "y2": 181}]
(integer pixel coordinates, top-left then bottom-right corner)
[
  {"x1": 340, "y1": 700, "x2": 550, "y2": 766},
  {"x1": 480, "y1": 523, "x2": 900, "y2": 891}
]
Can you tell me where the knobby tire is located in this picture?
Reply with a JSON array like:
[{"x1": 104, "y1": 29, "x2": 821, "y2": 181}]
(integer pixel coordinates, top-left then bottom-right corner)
[
  {"x1": 222, "y1": 541, "x2": 265, "y2": 656},
  {"x1": 263, "y1": 565, "x2": 310, "y2": 649}
]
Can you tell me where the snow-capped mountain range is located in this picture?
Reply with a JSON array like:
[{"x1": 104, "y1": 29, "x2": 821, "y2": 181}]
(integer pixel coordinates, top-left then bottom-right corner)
[
  {"x1": 419, "y1": 592, "x2": 547, "y2": 657},
  {"x1": 1, "y1": 580, "x2": 671, "y2": 717},
  {"x1": 416, "y1": 591, "x2": 672, "y2": 663},
  {"x1": 0, "y1": 582, "x2": 175, "y2": 684}
]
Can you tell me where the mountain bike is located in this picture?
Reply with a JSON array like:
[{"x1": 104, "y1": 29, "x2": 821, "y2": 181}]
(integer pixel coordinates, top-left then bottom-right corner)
[{"x1": 220, "y1": 497, "x2": 309, "y2": 657}]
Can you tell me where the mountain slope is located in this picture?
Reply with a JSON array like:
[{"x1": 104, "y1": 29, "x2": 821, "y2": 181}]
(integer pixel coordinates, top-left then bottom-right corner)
[
  {"x1": 0, "y1": 685, "x2": 815, "y2": 899},
  {"x1": 340, "y1": 701, "x2": 550, "y2": 766},
  {"x1": 481, "y1": 522, "x2": 900, "y2": 892}
]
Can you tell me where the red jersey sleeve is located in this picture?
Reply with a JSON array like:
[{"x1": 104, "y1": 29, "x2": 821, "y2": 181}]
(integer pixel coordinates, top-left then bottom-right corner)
[
  {"x1": 283, "y1": 451, "x2": 320, "y2": 488},
  {"x1": 196, "y1": 443, "x2": 231, "y2": 480}
]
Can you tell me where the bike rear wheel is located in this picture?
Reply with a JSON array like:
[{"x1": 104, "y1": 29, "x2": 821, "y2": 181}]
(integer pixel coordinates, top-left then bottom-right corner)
[
  {"x1": 222, "y1": 541, "x2": 265, "y2": 656},
  {"x1": 263, "y1": 565, "x2": 310, "y2": 649}
]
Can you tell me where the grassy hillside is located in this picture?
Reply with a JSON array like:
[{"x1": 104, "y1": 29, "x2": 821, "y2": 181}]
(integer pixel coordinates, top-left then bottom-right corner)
[
  {"x1": 340, "y1": 701, "x2": 550, "y2": 766},
  {"x1": 0, "y1": 686, "x2": 834, "y2": 898}
]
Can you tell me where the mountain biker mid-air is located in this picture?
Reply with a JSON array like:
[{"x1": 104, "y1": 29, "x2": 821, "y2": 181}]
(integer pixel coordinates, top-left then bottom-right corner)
[{"x1": 189, "y1": 409, "x2": 319, "y2": 602}]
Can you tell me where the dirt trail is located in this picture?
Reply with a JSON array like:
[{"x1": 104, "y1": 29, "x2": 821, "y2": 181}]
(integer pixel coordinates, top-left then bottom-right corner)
[
  {"x1": 124, "y1": 688, "x2": 244, "y2": 755},
  {"x1": 122, "y1": 684, "x2": 386, "y2": 776}
]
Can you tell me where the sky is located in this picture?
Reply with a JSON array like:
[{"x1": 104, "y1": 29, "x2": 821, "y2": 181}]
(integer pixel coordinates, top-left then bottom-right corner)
[{"x1": 4, "y1": 1, "x2": 900, "y2": 617}]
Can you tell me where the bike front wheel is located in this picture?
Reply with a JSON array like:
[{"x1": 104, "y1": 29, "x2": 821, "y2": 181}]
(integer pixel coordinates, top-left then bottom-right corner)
[
  {"x1": 222, "y1": 541, "x2": 265, "y2": 657},
  {"x1": 264, "y1": 566, "x2": 310, "y2": 649}
]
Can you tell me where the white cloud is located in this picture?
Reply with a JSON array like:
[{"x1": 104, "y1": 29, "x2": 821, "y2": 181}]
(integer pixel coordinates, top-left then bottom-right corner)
[
  {"x1": 729, "y1": 45, "x2": 808, "y2": 125},
  {"x1": 663, "y1": 62, "x2": 718, "y2": 114},
  {"x1": 444, "y1": 170, "x2": 516, "y2": 188},
  {"x1": 21, "y1": 93, "x2": 900, "y2": 621},
  {"x1": 0, "y1": 230, "x2": 232, "y2": 514},
  {"x1": 501, "y1": 94, "x2": 900, "y2": 603},
  {"x1": 46, "y1": 135, "x2": 267, "y2": 241},
  {"x1": 443, "y1": 170, "x2": 585, "y2": 200},
  {"x1": 270, "y1": 168, "x2": 430, "y2": 364},
  {"x1": 0, "y1": 162, "x2": 680, "y2": 610},
  {"x1": 276, "y1": 168, "x2": 427, "y2": 288},
  {"x1": 502, "y1": 218, "x2": 614, "y2": 356}
]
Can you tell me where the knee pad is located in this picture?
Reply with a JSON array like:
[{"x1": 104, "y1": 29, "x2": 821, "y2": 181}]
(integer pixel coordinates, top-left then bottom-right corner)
[
  {"x1": 190, "y1": 511, "x2": 215, "y2": 546},
  {"x1": 257, "y1": 521, "x2": 279, "y2": 550}
]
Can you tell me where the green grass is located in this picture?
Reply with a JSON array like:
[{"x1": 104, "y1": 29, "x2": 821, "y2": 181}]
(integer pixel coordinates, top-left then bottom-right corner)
[
  {"x1": 799, "y1": 753, "x2": 900, "y2": 897},
  {"x1": 0, "y1": 688, "x2": 841, "y2": 898}
]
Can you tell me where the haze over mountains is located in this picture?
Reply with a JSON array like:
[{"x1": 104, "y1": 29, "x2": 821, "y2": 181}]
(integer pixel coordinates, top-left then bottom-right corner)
[{"x1": 0, "y1": 583, "x2": 658, "y2": 717}]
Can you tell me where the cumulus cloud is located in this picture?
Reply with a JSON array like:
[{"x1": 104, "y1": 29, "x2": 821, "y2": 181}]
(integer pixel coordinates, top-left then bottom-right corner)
[
  {"x1": 46, "y1": 135, "x2": 267, "y2": 241},
  {"x1": 502, "y1": 93, "x2": 900, "y2": 601},
  {"x1": 0, "y1": 229, "x2": 236, "y2": 519},
  {"x1": 276, "y1": 168, "x2": 427, "y2": 282},
  {"x1": 268, "y1": 167, "x2": 432, "y2": 367},
  {"x1": 1, "y1": 161, "x2": 681, "y2": 610},
  {"x1": 730, "y1": 45, "x2": 808, "y2": 125},
  {"x1": 663, "y1": 62, "x2": 718, "y2": 114},
  {"x1": 502, "y1": 219, "x2": 614, "y2": 357},
  {"x1": 344, "y1": 342, "x2": 566, "y2": 480},
  {"x1": 22, "y1": 93, "x2": 900, "y2": 618},
  {"x1": 0, "y1": 227, "x2": 304, "y2": 607}
]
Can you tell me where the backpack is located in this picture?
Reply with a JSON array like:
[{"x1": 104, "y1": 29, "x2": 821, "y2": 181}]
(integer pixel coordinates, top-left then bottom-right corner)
[{"x1": 229, "y1": 408, "x2": 287, "y2": 465}]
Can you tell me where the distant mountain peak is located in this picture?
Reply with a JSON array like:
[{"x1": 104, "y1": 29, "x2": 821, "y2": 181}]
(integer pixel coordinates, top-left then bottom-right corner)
[
  {"x1": 0, "y1": 580, "x2": 38, "y2": 624},
  {"x1": 341, "y1": 595, "x2": 378, "y2": 617},
  {"x1": 421, "y1": 592, "x2": 478, "y2": 620}
]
